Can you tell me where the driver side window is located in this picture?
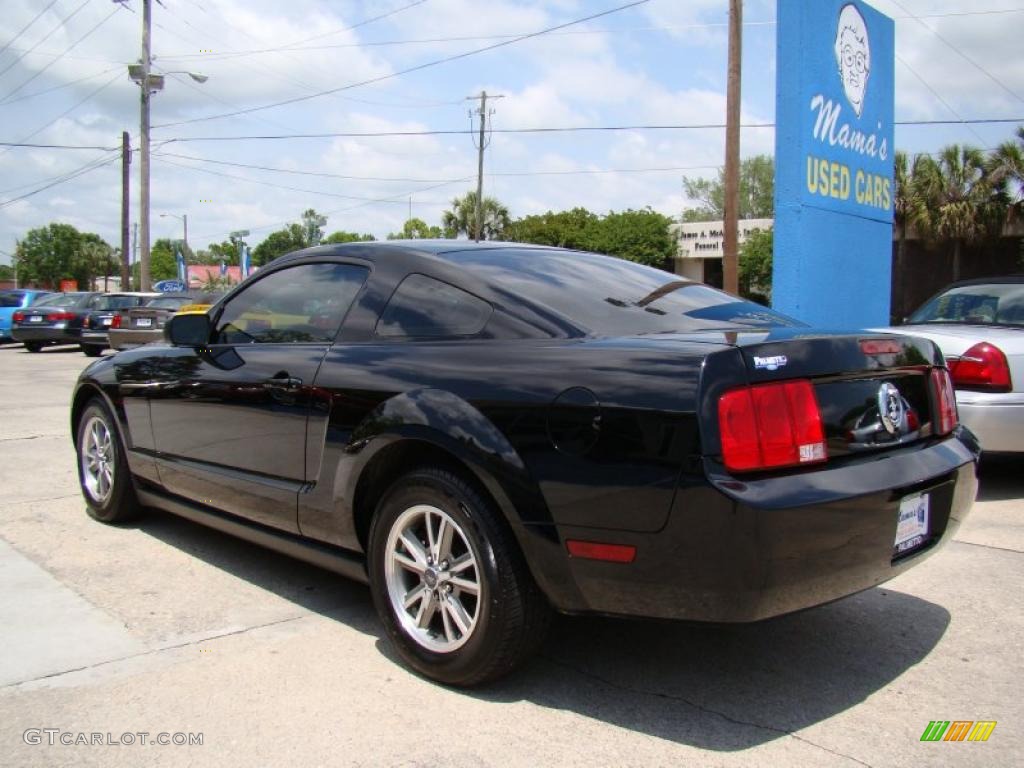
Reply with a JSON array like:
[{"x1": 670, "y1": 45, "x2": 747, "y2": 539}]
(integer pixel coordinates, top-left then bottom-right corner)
[{"x1": 213, "y1": 263, "x2": 368, "y2": 344}]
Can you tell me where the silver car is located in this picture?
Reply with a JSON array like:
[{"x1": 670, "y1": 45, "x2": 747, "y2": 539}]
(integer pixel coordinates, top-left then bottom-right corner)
[{"x1": 894, "y1": 276, "x2": 1024, "y2": 453}]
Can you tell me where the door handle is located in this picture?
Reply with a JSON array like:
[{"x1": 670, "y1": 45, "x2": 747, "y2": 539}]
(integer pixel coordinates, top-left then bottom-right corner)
[{"x1": 263, "y1": 374, "x2": 302, "y2": 391}]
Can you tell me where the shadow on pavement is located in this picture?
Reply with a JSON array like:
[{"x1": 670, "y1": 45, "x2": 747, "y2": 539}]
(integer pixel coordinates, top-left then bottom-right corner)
[
  {"x1": 977, "y1": 454, "x2": 1024, "y2": 502},
  {"x1": 134, "y1": 508, "x2": 380, "y2": 636},
  {"x1": 134, "y1": 507, "x2": 950, "y2": 751},
  {"x1": 472, "y1": 588, "x2": 950, "y2": 750}
]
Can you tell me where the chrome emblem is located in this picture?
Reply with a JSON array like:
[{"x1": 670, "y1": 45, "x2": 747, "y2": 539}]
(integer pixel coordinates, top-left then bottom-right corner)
[{"x1": 878, "y1": 383, "x2": 904, "y2": 435}]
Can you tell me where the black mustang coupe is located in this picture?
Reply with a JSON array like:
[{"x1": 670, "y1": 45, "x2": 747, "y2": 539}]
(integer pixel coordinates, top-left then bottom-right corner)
[{"x1": 71, "y1": 241, "x2": 978, "y2": 685}]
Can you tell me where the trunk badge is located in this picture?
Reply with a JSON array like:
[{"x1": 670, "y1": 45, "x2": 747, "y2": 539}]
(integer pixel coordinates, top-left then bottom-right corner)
[{"x1": 878, "y1": 383, "x2": 904, "y2": 435}]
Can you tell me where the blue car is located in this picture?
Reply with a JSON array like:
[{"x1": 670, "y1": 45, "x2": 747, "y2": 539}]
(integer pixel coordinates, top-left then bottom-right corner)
[{"x1": 0, "y1": 289, "x2": 57, "y2": 343}]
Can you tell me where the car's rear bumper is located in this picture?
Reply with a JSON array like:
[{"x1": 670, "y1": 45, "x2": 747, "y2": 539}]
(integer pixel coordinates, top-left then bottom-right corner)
[
  {"x1": 79, "y1": 329, "x2": 109, "y2": 345},
  {"x1": 10, "y1": 326, "x2": 70, "y2": 344},
  {"x1": 956, "y1": 390, "x2": 1024, "y2": 453},
  {"x1": 108, "y1": 328, "x2": 162, "y2": 349},
  {"x1": 526, "y1": 431, "x2": 978, "y2": 622}
]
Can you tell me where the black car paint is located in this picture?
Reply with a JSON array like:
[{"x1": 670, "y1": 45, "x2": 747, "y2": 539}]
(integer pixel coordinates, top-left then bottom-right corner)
[{"x1": 73, "y1": 242, "x2": 979, "y2": 622}]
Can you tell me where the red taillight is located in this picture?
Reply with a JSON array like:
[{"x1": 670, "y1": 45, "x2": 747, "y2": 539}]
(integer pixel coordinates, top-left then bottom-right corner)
[
  {"x1": 718, "y1": 379, "x2": 827, "y2": 472},
  {"x1": 46, "y1": 311, "x2": 74, "y2": 322},
  {"x1": 566, "y1": 540, "x2": 636, "y2": 563},
  {"x1": 948, "y1": 342, "x2": 1012, "y2": 392},
  {"x1": 12, "y1": 311, "x2": 24, "y2": 323},
  {"x1": 110, "y1": 314, "x2": 122, "y2": 329},
  {"x1": 930, "y1": 368, "x2": 958, "y2": 435}
]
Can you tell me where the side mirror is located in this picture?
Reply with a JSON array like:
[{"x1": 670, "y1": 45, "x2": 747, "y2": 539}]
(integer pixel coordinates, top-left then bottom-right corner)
[{"x1": 165, "y1": 313, "x2": 212, "y2": 346}]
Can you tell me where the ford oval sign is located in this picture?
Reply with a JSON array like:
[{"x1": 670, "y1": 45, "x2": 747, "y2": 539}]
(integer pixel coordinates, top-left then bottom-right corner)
[{"x1": 153, "y1": 279, "x2": 186, "y2": 293}]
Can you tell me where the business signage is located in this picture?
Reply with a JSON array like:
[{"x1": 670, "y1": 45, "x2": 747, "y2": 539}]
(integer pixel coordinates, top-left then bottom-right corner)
[
  {"x1": 773, "y1": 0, "x2": 895, "y2": 328},
  {"x1": 153, "y1": 279, "x2": 186, "y2": 293}
]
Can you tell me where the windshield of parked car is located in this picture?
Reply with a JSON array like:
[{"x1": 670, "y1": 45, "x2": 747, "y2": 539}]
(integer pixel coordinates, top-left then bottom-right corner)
[
  {"x1": 442, "y1": 248, "x2": 804, "y2": 335},
  {"x1": 0, "y1": 292, "x2": 24, "y2": 307},
  {"x1": 908, "y1": 282, "x2": 1024, "y2": 327}
]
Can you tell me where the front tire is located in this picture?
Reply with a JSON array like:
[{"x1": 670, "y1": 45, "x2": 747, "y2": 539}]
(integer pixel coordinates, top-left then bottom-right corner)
[
  {"x1": 75, "y1": 399, "x2": 140, "y2": 523},
  {"x1": 368, "y1": 467, "x2": 549, "y2": 687}
]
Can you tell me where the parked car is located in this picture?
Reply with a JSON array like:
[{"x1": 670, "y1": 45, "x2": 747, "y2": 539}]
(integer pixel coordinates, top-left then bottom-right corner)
[
  {"x1": 76, "y1": 292, "x2": 162, "y2": 356},
  {"x1": 893, "y1": 275, "x2": 1023, "y2": 453},
  {"x1": 107, "y1": 292, "x2": 222, "y2": 350},
  {"x1": 0, "y1": 289, "x2": 56, "y2": 343},
  {"x1": 71, "y1": 242, "x2": 979, "y2": 686},
  {"x1": 10, "y1": 292, "x2": 102, "y2": 352}
]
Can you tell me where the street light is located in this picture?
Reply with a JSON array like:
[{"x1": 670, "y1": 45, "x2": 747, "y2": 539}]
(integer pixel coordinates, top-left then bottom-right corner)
[{"x1": 159, "y1": 212, "x2": 188, "y2": 254}]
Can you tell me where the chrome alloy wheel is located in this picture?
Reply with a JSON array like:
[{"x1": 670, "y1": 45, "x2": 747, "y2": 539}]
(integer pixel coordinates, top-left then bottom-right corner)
[
  {"x1": 384, "y1": 504, "x2": 481, "y2": 653},
  {"x1": 80, "y1": 415, "x2": 114, "y2": 504}
]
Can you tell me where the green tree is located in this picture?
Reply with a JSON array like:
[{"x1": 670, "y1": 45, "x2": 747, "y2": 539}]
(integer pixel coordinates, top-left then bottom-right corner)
[
  {"x1": 148, "y1": 238, "x2": 180, "y2": 282},
  {"x1": 301, "y1": 208, "x2": 328, "y2": 245},
  {"x1": 910, "y1": 145, "x2": 1006, "y2": 281},
  {"x1": 13, "y1": 222, "x2": 113, "y2": 289},
  {"x1": 386, "y1": 218, "x2": 442, "y2": 240},
  {"x1": 682, "y1": 154, "x2": 775, "y2": 222},
  {"x1": 588, "y1": 208, "x2": 675, "y2": 269},
  {"x1": 504, "y1": 208, "x2": 598, "y2": 249},
  {"x1": 739, "y1": 228, "x2": 773, "y2": 300},
  {"x1": 324, "y1": 230, "x2": 375, "y2": 244},
  {"x1": 0, "y1": 264, "x2": 13, "y2": 281},
  {"x1": 252, "y1": 223, "x2": 306, "y2": 267},
  {"x1": 442, "y1": 191, "x2": 510, "y2": 240},
  {"x1": 988, "y1": 126, "x2": 1024, "y2": 203}
]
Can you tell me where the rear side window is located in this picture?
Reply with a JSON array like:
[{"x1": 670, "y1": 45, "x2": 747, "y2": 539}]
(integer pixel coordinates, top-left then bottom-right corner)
[
  {"x1": 377, "y1": 274, "x2": 492, "y2": 338},
  {"x1": 0, "y1": 292, "x2": 22, "y2": 308}
]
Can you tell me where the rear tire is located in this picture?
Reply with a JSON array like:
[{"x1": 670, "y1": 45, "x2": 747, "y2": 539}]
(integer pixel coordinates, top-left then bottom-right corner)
[
  {"x1": 368, "y1": 466, "x2": 550, "y2": 687},
  {"x1": 24, "y1": 342, "x2": 42, "y2": 353},
  {"x1": 75, "y1": 398, "x2": 141, "y2": 523},
  {"x1": 81, "y1": 344, "x2": 103, "y2": 357}
]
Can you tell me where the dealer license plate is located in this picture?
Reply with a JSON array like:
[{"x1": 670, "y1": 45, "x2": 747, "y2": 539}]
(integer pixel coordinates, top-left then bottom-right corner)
[
  {"x1": 135, "y1": 318, "x2": 153, "y2": 328},
  {"x1": 894, "y1": 494, "x2": 929, "y2": 555},
  {"x1": 29, "y1": 315, "x2": 42, "y2": 323},
  {"x1": 102, "y1": 318, "x2": 112, "y2": 326}
]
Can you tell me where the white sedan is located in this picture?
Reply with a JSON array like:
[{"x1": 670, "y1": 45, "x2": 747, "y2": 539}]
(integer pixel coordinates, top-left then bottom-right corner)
[{"x1": 891, "y1": 276, "x2": 1024, "y2": 453}]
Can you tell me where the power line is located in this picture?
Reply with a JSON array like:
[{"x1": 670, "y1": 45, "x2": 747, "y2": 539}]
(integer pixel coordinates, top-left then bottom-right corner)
[
  {"x1": 159, "y1": 117, "x2": 1024, "y2": 143},
  {"x1": 0, "y1": 4, "x2": 123, "y2": 104},
  {"x1": 153, "y1": 8, "x2": 1024, "y2": 61},
  {"x1": 889, "y1": 0, "x2": 1024, "y2": 107},
  {"x1": 0, "y1": 65, "x2": 121, "y2": 106},
  {"x1": 0, "y1": 153, "x2": 119, "y2": 209},
  {"x1": 152, "y1": 0, "x2": 652, "y2": 130},
  {"x1": 895, "y1": 54, "x2": 987, "y2": 147},
  {"x1": 0, "y1": 0, "x2": 91, "y2": 80},
  {"x1": 0, "y1": 0, "x2": 60, "y2": 58}
]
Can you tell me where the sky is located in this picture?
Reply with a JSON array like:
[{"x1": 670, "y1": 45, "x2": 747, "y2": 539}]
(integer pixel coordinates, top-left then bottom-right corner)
[{"x1": 0, "y1": 0, "x2": 1022, "y2": 264}]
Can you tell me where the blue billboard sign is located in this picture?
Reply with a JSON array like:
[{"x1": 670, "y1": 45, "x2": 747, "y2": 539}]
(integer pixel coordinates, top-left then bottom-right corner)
[{"x1": 773, "y1": 0, "x2": 895, "y2": 328}]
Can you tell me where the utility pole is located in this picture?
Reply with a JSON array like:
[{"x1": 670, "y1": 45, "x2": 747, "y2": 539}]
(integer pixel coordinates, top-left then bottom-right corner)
[
  {"x1": 137, "y1": 0, "x2": 155, "y2": 291},
  {"x1": 722, "y1": 0, "x2": 742, "y2": 295},
  {"x1": 121, "y1": 131, "x2": 130, "y2": 291},
  {"x1": 467, "y1": 90, "x2": 503, "y2": 241},
  {"x1": 131, "y1": 222, "x2": 138, "y2": 289}
]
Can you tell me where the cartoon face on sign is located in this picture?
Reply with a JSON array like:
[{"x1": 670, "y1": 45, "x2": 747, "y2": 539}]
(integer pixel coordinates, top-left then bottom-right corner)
[{"x1": 834, "y1": 4, "x2": 871, "y2": 117}]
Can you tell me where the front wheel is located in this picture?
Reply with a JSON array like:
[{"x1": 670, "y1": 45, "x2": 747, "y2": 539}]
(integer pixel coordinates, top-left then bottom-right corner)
[
  {"x1": 368, "y1": 467, "x2": 549, "y2": 687},
  {"x1": 75, "y1": 399, "x2": 140, "y2": 523}
]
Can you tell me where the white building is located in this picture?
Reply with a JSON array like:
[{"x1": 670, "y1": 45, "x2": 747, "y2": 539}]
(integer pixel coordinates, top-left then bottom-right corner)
[{"x1": 670, "y1": 218, "x2": 773, "y2": 286}]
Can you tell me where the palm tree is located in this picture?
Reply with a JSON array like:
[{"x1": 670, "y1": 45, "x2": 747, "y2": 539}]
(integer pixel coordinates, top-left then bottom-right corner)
[
  {"x1": 988, "y1": 126, "x2": 1024, "y2": 205},
  {"x1": 441, "y1": 191, "x2": 510, "y2": 240},
  {"x1": 908, "y1": 145, "x2": 1006, "y2": 282}
]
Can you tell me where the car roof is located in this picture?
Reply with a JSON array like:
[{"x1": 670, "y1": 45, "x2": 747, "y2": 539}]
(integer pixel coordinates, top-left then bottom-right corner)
[
  {"x1": 277, "y1": 239, "x2": 556, "y2": 264},
  {"x1": 945, "y1": 274, "x2": 1024, "y2": 288}
]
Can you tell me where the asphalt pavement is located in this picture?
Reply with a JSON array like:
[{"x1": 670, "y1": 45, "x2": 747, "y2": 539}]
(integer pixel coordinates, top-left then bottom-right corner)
[{"x1": 0, "y1": 343, "x2": 1021, "y2": 767}]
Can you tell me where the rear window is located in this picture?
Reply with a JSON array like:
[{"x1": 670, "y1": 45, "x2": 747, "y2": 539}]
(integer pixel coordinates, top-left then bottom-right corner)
[
  {"x1": 43, "y1": 293, "x2": 84, "y2": 308},
  {"x1": 95, "y1": 295, "x2": 142, "y2": 311},
  {"x1": 30, "y1": 293, "x2": 56, "y2": 305},
  {"x1": 145, "y1": 297, "x2": 188, "y2": 310},
  {"x1": 440, "y1": 248, "x2": 803, "y2": 335},
  {"x1": 909, "y1": 282, "x2": 1024, "y2": 327}
]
